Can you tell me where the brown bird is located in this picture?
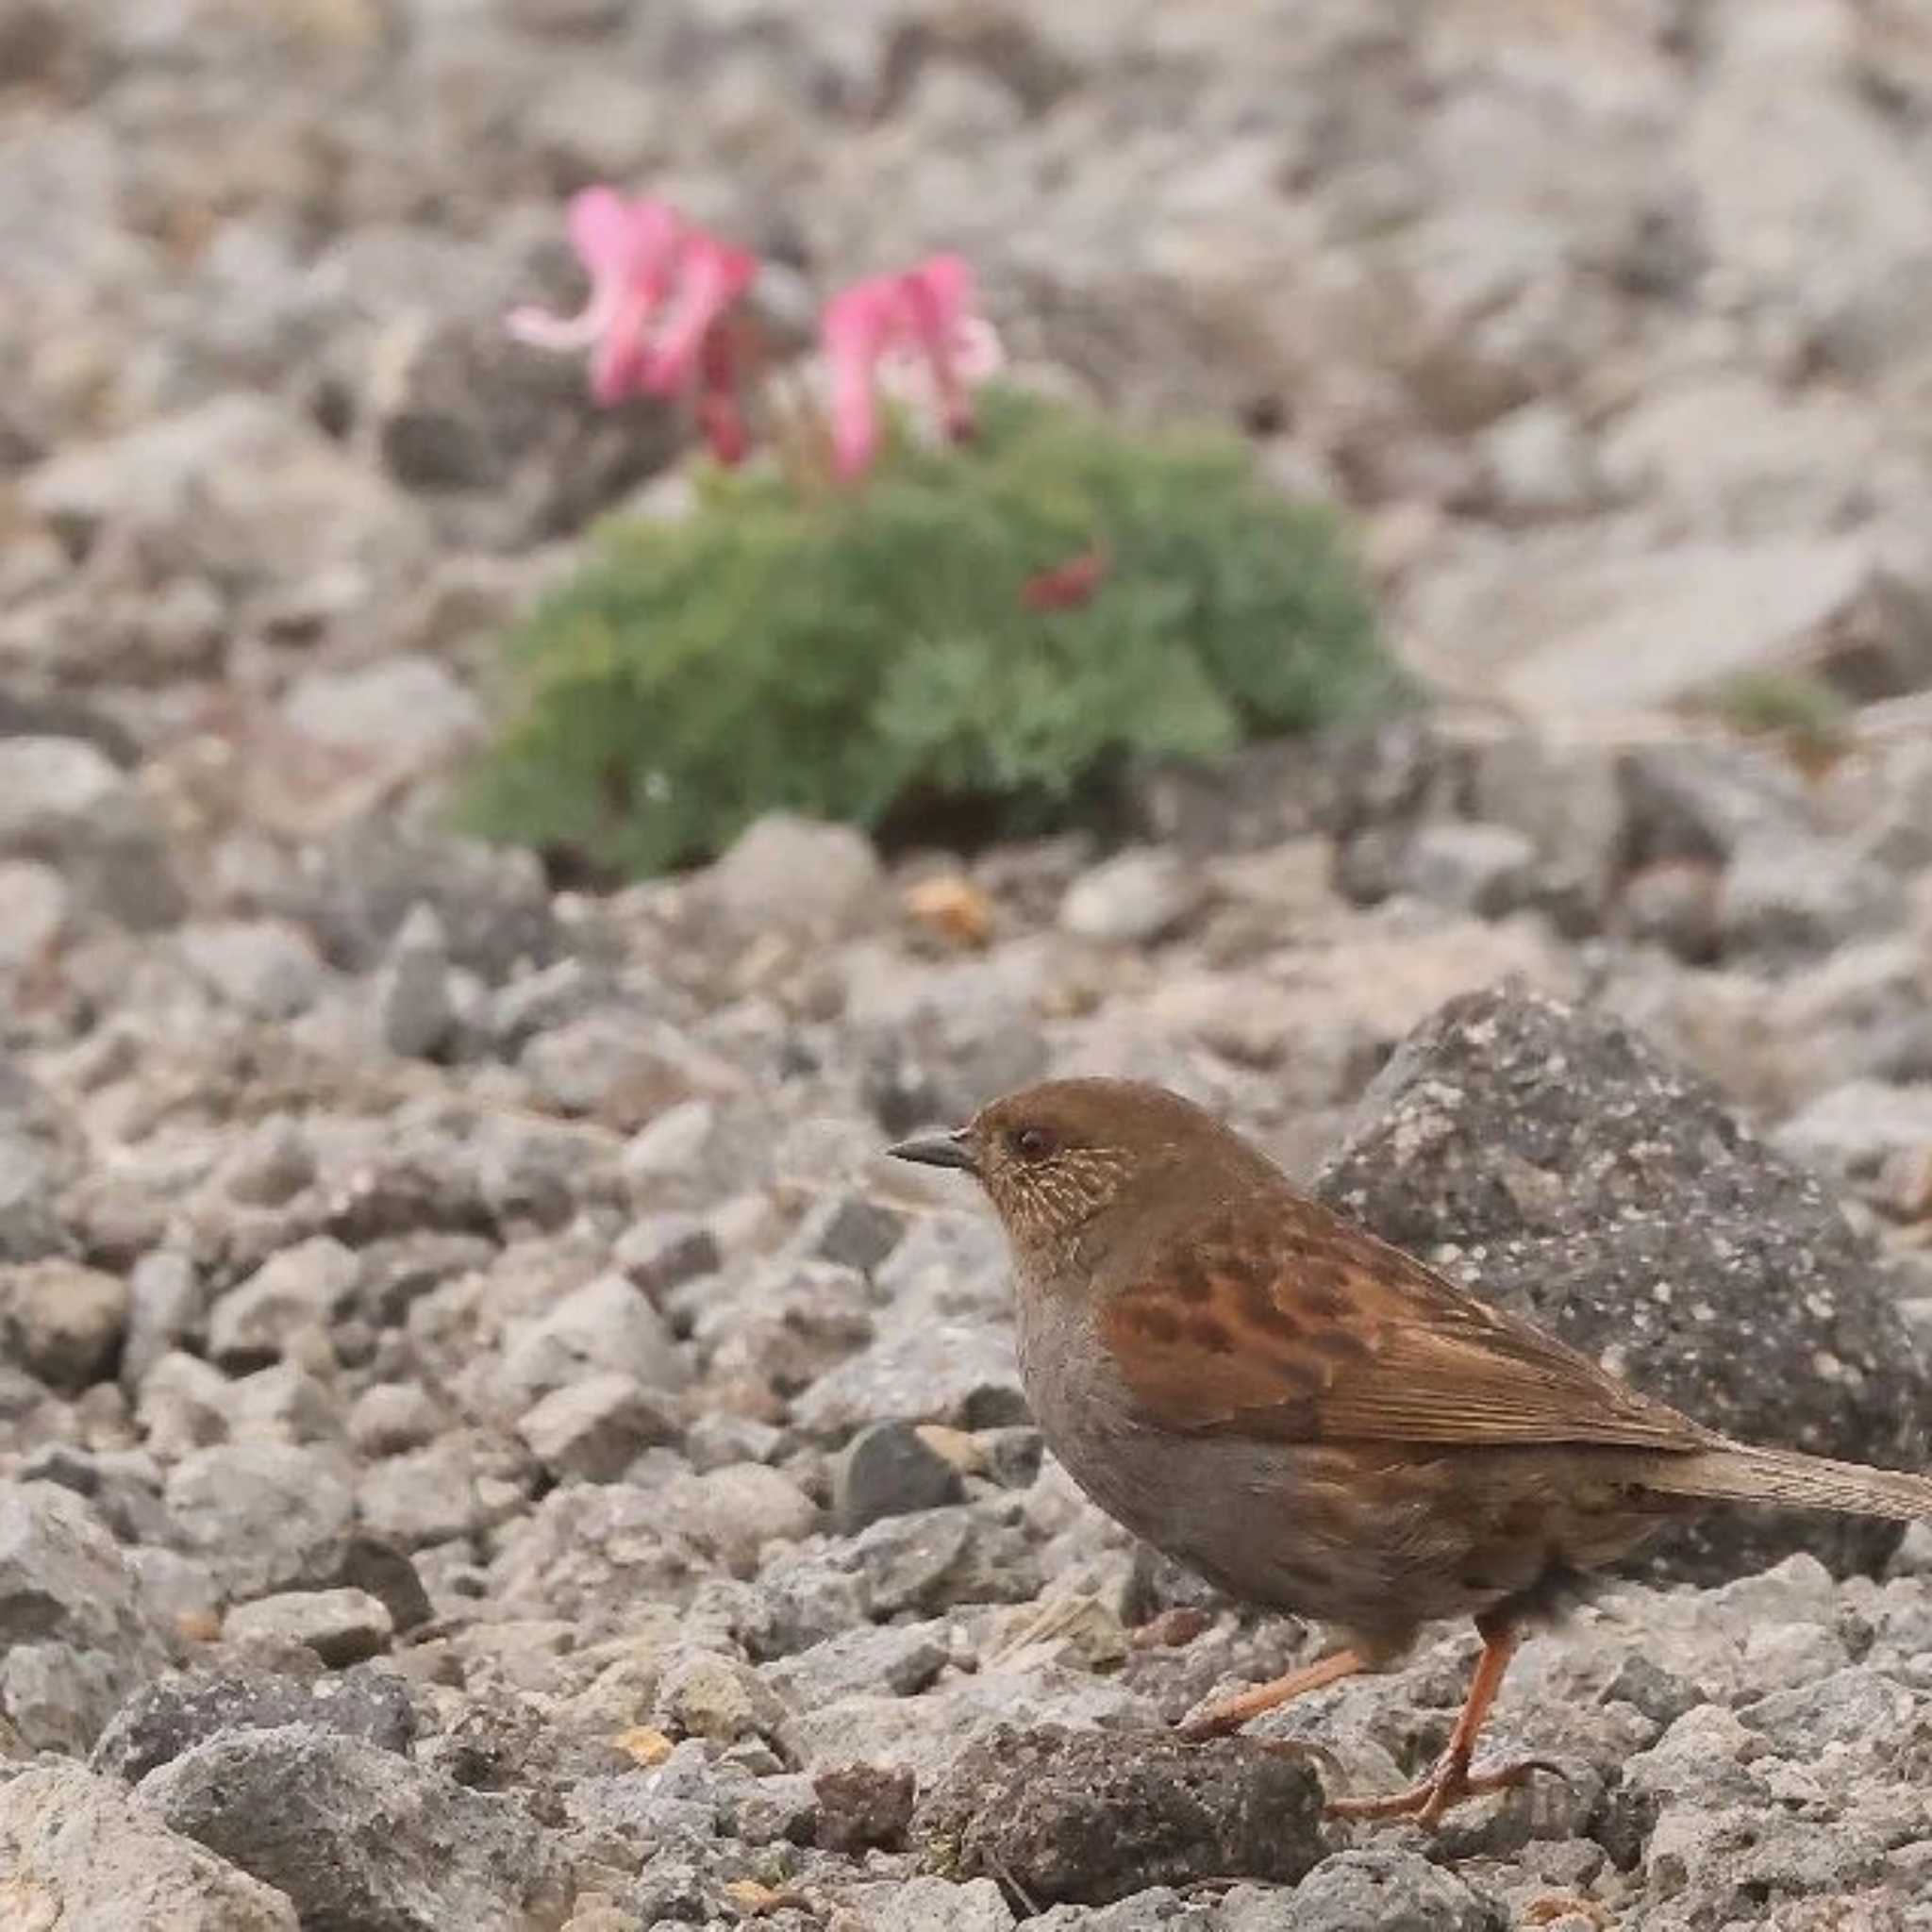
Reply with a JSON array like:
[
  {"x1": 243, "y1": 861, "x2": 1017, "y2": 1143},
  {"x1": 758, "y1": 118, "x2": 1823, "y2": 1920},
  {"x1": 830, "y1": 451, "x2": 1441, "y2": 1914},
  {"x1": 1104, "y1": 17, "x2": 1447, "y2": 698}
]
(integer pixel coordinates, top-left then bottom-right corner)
[{"x1": 889, "y1": 1076, "x2": 1932, "y2": 1825}]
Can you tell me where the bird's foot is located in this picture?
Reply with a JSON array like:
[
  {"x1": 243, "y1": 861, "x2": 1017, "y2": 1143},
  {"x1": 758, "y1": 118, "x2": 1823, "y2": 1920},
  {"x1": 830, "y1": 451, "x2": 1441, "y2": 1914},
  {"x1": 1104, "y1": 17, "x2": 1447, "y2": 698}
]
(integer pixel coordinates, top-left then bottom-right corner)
[
  {"x1": 1324, "y1": 1748, "x2": 1567, "y2": 1827},
  {"x1": 1174, "y1": 1647, "x2": 1366, "y2": 1742}
]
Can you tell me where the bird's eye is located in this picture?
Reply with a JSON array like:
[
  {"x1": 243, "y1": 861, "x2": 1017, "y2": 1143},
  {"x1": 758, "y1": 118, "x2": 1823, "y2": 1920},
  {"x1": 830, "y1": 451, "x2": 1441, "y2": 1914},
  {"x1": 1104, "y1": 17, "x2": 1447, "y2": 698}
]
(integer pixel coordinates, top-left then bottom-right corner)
[{"x1": 1010, "y1": 1124, "x2": 1057, "y2": 1161}]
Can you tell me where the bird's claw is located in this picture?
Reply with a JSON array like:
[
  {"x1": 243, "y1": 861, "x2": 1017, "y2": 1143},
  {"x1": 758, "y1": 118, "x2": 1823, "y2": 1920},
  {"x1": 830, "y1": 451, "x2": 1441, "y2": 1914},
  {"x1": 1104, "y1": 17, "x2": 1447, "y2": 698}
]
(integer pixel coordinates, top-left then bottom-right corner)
[{"x1": 1324, "y1": 1751, "x2": 1568, "y2": 1826}]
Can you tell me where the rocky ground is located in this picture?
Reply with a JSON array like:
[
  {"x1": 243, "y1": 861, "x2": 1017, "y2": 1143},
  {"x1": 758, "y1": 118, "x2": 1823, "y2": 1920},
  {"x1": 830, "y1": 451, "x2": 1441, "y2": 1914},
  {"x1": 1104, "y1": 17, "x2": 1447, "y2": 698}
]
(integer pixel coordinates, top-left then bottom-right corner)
[{"x1": 8, "y1": 0, "x2": 1932, "y2": 1928}]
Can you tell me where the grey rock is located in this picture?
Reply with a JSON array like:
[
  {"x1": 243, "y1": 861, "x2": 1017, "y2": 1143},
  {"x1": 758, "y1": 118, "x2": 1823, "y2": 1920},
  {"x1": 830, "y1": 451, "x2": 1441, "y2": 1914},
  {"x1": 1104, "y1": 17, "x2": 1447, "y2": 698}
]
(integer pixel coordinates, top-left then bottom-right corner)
[
  {"x1": 0, "y1": 1052, "x2": 80, "y2": 1263},
  {"x1": 164, "y1": 1443, "x2": 356, "y2": 1600},
  {"x1": 856, "y1": 958, "x2": 1053, "y2": 1137},
  {"x1": 328, "y1": 1536, "x2": 434, "y2": 1636},
  {"x1": 1029, "y1": 1891, "x2": 1220, "y2": 1931},
  {"x1": 688, "y1": 1254, "x2": 874, "y2": 1406},
  {"x1": 684, "y1": 1411, "x2": 782, "y2": 1473},
  {"x1": 1613, "y1": 858, "x2": 1722, "y2": 963},
  {"x1": 489, "y1": 1480, "x2": 719, "y2": 1626},
  {"x1": 0, "y1": 734, "x2": 184, "y2": 929},
  {"x1": 0, "y1": 1760, "x2": 299, "y2": 1930},
  {"x1": 291, "y1": 821, "x2": 558, "y2": 981},
  {"x1": 1641, "y1": 1803, "x2": 1889, "y2": 1927},
  {"x1": 142, "y1": 1724, "x2": 571, "y2": 1932},
  {"x1": 122, "y1": 1250, "x2": 205, "y2": 1390},
  {"x1": 224, "y1": 1589, "x2": 394, "y2": 1666},
  {"x1": 624, "y1": 1855, "x2": 726, "y2": 1924},
  {"x1": 846, "y1": 1876, "x2": 1015, "y2": 1932},
  {"x1": 1224, "y1": 1850, "x2": 1498, "y2": 1930},
  {"x1": 792, "y1": 1318, "x2": 1028, "y2": 1436},
  {"x1": 208, "y1": 1236, "x2": 358, "y2": 1371},
  {"x1": 1738, "y1": 1664, "x2": 1925, "y2": 1755},
  {"x1": 729, "y1": 1768, "x2": 817, "y2": 1845},
  {"x1": 655, "y1": 1648, "x2": 790, "y2": 1746},
  {"x1": 1319, "y1": 984, "x2": 1928, "y2": 1579},
  {"x1": 1598, "y1": 1651, "x2": 1704, "y2": 1731},
  {"x1": 657, "y1": 1463, "x2": 821, "y2": 1574},
  {"x1": 1496, "y1": 538, "x2": 1879, "y2": 714},
  {"x1": 854, "y1": 1504, "x2": 1041, "y2": 1615},
  {"x1": 1400, "y1": 821, "x2": 1539, "y2": 919},
  {"x1": 562, "y1": 1740, "x2": 724, "y2": 1857},
  {"x1": 23, "y1": 393, "x2": 426, "y2": 596},
  {"x1": 0, "y1": 1481, "x2": 166, "y2": 1754},
  {"x1": 1857, "y1": 740, "x2": 1932, "y2": 874},
  {"x1": 730, "y1": 1549, "x2": 873, "y2": 1660},
  {"x1": 483, "y1": 1460, "x2": 815, "y2": 1630},
  {"x1": 0, "y1": 858, "x2": 69, "y2": 976},
  {"x1": 282, "y1": 654, "x2": 482, "y2": 789},
  {"x1": 1720, "y1": 832, "x2": 1896, "y2": 958},
  {"x1": 811, "y1": 1193, "x2": 909, "y2": 1274},
  {"x1": 227, "y1": 1363, "x2": 341, "y2": 1445},
  {"x1": 373, "y1": 904, "x2": 455, "y2": 1058},
  {"x1": 833, "y1": 1419, "x2": 967, "y2": 1533},
  {"x1": 612, "y1": 1209, "x2": 721, "y2": 1297},
  {"x1": 518, "y1": 1007, "x2": 740, "y2": 1127},
  {"x1": 1060, "y1": 847, "x2": 1203, "y2": 945},
  {"x1": 0, "y1": 1257, "x2": 128, "y2": 1390},
  {"x1": 705, "y1": 813, "x2": 883, "y2": 938},
  {"x1": 136, "y1": 1351, "x2": 232, "y2": 1459},
  {"x1": 356, "y1": 1435, "x2": 492, "y2": 1550},
  {"x1": 176, "y1": 920, "x2": 327, "y2": 1020},
  {"x1": 419, "y1": 1678, "x2": 629, "y2": 1797},
  {"x1": 92, "y1": 1663, "x2": 418, "y2": 1782},
  {"x1": 621, "y1": 1095, "x2": 746, "y2": 1200},
  {"x1": 1774, "y1": 1080, "x2": 1932, "y2": 1191},
  {"x1": 347, "y1": 1381, "x2": 443, "y2": 1457},
  {"x1": 516, "y1": 1372, "x2": 677, "y2": 1481},
  {"x1": 1599, "y1": 370, "x2": 1883, "y2": 538},
  {"x1": 1619, "y1": 739, "x2": 1813, "y2": 867},
  {"x1": 20, "y1": 1443, "x2": 169, "y2": 1544},
  {"x1": 1474, "y1": 398, "x2": 1599, "y2": 521},
  {"x1": 762, "y1": 1624, "x2": 949, "y2": 1707},
  {"x1": 915, "y1": 1723, "x2": 1324, "y2": 1906},
  {"x1": 496, "y1": 1271, "x2": 687, "y2": 1410}
]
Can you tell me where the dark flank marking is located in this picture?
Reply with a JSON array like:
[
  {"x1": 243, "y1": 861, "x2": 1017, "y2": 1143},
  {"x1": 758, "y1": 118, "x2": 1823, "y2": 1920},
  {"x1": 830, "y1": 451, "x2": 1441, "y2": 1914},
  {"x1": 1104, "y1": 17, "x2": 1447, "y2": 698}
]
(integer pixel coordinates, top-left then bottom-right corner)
[
  {"x1": 1292, "y1": 1271, "x2": 1350, "y2": 1321},
  {"x1": 1185, "y1": 1314, "x2": 1236, "y2": 1354},
  {"x1": 1126, "y1": 1302, "x2": 1181, "y2": 1345},
  {"x1": 1238, "y1": 1273, "x2": 1304, "y2": 1341},
  {"x1": 1252, "y1": 1352, "x2": 1323, "y2": 1396},
  {"x1": 1302, "y1": 1323, "x2": 1375, "y2": 1363},
  {"x1": 1166, "y1": 1254, "x2": 1213, "y2": 1305}
]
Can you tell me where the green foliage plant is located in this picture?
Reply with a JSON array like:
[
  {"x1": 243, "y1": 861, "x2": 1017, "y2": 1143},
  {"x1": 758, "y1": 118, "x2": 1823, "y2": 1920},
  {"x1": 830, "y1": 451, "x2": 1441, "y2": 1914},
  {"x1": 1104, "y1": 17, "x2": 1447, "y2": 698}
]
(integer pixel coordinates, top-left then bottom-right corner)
[{"x1": 465, "y1": 382, "x2": 1399, "y2": 877}]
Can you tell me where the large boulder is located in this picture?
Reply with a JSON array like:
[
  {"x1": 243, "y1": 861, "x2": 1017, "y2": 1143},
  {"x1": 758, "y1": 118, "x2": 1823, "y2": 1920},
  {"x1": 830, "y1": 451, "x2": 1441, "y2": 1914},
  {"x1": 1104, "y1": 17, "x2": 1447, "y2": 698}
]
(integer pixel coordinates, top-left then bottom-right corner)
[{"x1": 1318, "y1": 984, "x2": 1928, "y2": 1581}]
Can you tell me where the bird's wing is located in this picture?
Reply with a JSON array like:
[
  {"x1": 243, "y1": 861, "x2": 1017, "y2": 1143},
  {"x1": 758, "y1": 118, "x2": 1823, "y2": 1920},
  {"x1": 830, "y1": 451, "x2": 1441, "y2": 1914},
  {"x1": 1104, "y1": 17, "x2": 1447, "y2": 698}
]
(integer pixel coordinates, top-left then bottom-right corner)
[{"x1": 1099, "y1": 1187, "x2": 1713, "y2": 1453}]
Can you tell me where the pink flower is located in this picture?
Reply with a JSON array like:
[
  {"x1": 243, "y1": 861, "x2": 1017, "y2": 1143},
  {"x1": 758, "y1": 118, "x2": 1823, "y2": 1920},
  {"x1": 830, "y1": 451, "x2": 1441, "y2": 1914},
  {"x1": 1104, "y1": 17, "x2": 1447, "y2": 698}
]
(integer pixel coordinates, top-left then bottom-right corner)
[
  {"x1": 508, "y1": 187, "x2": 758, "y2": 462},
  {"x1": 508, "y1": 188, "x2": 686, "y2": 406},
  {"x1": 822, "y1": 255, "x2": 991, "y2": 479},
  {"x1": 645, "y1": 231, "x2": 757, "y2": 388}
]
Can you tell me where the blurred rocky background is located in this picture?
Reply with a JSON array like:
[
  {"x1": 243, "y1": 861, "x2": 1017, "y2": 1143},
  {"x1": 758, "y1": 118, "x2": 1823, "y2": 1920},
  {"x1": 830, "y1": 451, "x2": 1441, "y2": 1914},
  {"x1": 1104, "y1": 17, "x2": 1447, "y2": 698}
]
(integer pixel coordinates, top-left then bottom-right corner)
[{"x1": 7, "y1": 2, "x2": 1932, "y2": 1927}]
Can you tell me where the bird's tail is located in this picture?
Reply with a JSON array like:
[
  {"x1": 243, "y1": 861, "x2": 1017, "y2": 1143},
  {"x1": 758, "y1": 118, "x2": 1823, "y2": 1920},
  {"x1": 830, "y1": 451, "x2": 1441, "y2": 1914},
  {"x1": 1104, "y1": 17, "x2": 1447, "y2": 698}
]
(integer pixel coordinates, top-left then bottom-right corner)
[{"x1": 1639, "y1": 1440, "x2": 1932, "y2": 1521}]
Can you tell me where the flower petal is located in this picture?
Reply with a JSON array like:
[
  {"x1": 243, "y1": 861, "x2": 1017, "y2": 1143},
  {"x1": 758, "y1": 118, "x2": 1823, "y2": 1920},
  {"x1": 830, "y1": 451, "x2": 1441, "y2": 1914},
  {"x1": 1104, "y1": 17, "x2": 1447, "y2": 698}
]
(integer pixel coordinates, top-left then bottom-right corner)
[
  {"x1": 900, "y1": 255, "x2": 975, "y2": 439},
  {"x1": 641, "y1": 231, "x2": 758, "y2": 394},
  {"x1": 694, "y1": 325, "x2": 750, "y2": 465},
  {"x1": 822, "y1": 280, "x2": 900, "y2": 478},
  {"x1": 510, "y1": 190, "x2": 687, "y2": 372},
  {"x1": 567, "y1": 185, "x2": 644, "y2": 278}
]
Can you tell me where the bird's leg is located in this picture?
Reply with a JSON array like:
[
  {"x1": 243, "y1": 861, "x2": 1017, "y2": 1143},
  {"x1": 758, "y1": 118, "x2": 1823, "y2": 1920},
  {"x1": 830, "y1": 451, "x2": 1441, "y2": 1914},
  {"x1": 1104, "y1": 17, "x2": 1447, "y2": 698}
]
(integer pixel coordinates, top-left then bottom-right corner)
[
  {"x1": 1175, "y1": 1644, "x2": 1366, "y2": 1742},
  {"x1": 1325, "y1": 1613, "x2": 1563, "y2": 1825}
]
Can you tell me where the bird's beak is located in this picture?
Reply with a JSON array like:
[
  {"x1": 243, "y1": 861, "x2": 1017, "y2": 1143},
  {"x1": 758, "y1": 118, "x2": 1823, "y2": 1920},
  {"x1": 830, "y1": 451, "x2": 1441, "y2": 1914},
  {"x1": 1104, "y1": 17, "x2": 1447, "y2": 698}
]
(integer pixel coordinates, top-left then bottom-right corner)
[{"x1": 887, "y1": 1128, "x2": 977, "y2": 1174}]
